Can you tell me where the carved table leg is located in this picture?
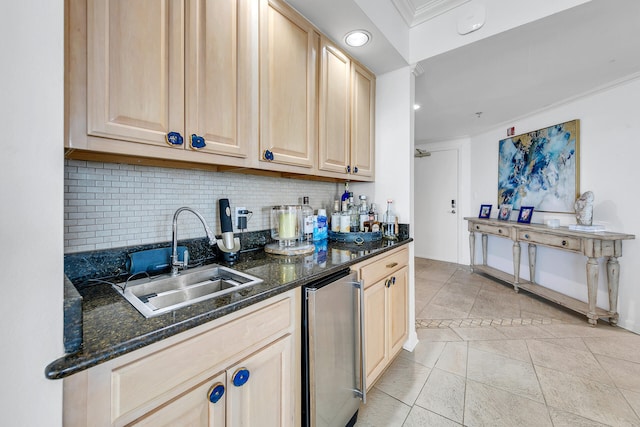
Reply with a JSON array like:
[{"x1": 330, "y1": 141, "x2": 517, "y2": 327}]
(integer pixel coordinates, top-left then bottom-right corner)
[
  {"x1": 482, "y1": 234, "x2": 488, "y2": 266},
  {"x1": 528, "y1": 244, "x2": 537, "y2": 284},
  {"x1": 513, "y1": 241, "x2": 521, "y2": 292},
  {"x1": 586, "y1": 257, "x2": 599, "y2": 326},
  {"x1": 469, "y1": 232, "x2": 475, "y2": 271},
  {"x1": 607, "y1": 256, "x2": 620, "y2": 325}
]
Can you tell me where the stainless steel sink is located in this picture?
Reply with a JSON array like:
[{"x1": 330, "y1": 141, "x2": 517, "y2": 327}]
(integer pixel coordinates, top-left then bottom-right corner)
[{"x1": 114, "y1": 265, "x2": 263, "y2": 318}]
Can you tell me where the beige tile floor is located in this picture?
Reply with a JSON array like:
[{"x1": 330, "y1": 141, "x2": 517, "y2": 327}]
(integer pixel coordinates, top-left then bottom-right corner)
[{"x1": 356, "y1": 258, "x2": 640, "y2": 427}]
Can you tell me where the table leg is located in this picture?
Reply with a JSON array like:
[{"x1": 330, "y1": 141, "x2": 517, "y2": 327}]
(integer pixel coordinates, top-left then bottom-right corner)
[
  {"x1": 513, "y1": 241, "x2": 521, "y2": 292},
  {"x1": 528, "y1": 244, "x2": 537, "y2": 284},
  {"x1": 469, "y1": 232, "x2": 475, "y2": 271},
  {"x1": 607, "y1": 256, "x2": 620, "y2": 325},
  {"x1": 586, "y1": 257, "x2": 599, "y2": 326},
  {"x1": 482, "y1": 234, "x2": 488, "y2": 266}
]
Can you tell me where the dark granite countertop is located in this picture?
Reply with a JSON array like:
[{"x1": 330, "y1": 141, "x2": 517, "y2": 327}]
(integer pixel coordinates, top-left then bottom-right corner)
[{"x1": 46, "y1": 238, "x2": 412, "y2": 379}]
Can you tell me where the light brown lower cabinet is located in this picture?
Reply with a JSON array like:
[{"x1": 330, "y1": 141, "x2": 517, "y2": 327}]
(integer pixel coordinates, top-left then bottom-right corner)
[
  {"x1": 130, "y1": 371, "x2": 226, "y2": 427},
  {"x1": 356, "y1": 247, "x2": 409, "y2": 389},
  {"x1": 63, "y1": 289, "x2": 300, "y2": 427}
]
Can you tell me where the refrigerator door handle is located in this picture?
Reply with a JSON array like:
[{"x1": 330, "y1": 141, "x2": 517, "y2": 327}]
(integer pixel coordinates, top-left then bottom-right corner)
[{"x1": 355, "y1": 280, "x2": 366, "y2": 404}]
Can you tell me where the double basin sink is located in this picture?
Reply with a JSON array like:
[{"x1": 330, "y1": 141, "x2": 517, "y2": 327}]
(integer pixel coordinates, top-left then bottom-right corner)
[{"x1": 114, "y1": 265, "x2": 263, "y2": 318}]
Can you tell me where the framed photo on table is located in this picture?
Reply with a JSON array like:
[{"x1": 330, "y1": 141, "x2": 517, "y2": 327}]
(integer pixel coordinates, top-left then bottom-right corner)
[
  {"x1": 518, "y1": 206, "x2": 534, "y2": 223},
  {"x1": 478, "y1": 204, "x2": 492, "y2": 219},
  {"x1": 498, "y1": 204, "x2": 512, "y2": 221}
]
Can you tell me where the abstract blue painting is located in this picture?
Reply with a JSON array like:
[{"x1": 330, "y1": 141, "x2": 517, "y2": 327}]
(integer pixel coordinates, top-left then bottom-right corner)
[{"x1": 498, "y1": 120, "x2": 579, "y2": 213}]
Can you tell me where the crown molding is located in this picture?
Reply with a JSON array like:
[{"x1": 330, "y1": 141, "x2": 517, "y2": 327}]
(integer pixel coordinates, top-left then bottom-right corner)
[{"x1": 392, "y1": 0, "x2": 471, "y2": 27}]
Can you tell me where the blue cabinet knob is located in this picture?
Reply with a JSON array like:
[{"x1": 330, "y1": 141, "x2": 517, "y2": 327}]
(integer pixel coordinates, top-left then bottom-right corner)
[
  {"x1": 232, "y1": 368, "x2": 250, "y2": 387},
  {"x1": 207, "y1": 382, "x2": 225, "y2": 404},
  {"x1": 346, "y1": 165, "x2": 351, "y2": 173},
  {"x1": 263, "y1": 149, "x2": 274, "y2": 161},
  {"x1": 166, "y1": 132, "x2": 184, "y2": 146},
  {"x1": 191, "y1": 134, "x2": 206, "y2": 149},
  {"x1": 354, "y1": 166, "x2": 359, "y2": 173}
]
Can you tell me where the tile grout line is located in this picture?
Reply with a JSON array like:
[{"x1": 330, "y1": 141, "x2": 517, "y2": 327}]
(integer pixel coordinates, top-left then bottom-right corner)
[{"x1": 416, "y1": 317, "x2": 564, "y2": 329}]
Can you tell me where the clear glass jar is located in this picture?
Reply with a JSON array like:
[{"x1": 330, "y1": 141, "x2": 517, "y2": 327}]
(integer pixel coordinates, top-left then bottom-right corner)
[{"x1": 271, "y1": 205, "x2": 301, "y2": 246}]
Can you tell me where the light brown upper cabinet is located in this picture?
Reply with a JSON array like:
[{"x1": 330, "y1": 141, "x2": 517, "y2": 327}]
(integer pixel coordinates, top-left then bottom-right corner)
[
  {"x1": 318, "y1": 37, "x2": 375, "y2": 181},
  {"x1": 258, "y1": 0, "x2": 318, "y2": 170},
  {"x1": 68, "y1": 0, "x2": 254, "y2": 165},
  {"x1": 67, "y1": 0, "x2": 375, "y2": 181},
  {"x1": 350, "y1": 62, "x2": 376, "y2": 179}
]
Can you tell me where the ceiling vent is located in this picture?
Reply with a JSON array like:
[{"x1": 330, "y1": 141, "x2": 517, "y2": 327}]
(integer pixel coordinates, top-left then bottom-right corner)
[{"x1": 392, "y1": 0, "x2": 471, "y2": 27}]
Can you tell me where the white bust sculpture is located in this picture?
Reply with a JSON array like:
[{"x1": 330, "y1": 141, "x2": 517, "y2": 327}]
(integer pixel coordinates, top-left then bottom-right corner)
[{"x1": 574, "y1": 191, "x2": 594, "y2": 226}]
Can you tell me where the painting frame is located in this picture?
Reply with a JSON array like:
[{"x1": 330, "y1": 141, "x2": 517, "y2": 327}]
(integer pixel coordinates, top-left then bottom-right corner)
[
  {"x1": 478, "y1": 204, "x2": 492, "y2": 219},
  {"x1": 498, "y1": 120, "x2": 580, "y2": 213},
  {"x1": 517, "y1": 206, "x2": 534, "y2": 224},
  {"x1": 497, "y1": 204, "x2": 512, "y2": 221}
]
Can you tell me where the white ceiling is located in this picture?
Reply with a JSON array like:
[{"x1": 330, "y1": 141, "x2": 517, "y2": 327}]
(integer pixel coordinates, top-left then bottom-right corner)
[
  {"x1": 284, "y1": 0, "x2": 640, "y2": 143},
  {"x1": 282, "y1": 0, "x2": 408, "y2": 75},
  {"x1": 392, "y1": 0, "x2": 471, "y2": 27}
]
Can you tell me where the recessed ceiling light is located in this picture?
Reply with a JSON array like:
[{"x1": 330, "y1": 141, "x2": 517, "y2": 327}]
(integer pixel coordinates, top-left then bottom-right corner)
[
  {"x1": 344, "y1": 30, "x2": 371, "y2": 47},
  {"x1": 414, "y1": 104, "x2": 421, "y2": 110}
]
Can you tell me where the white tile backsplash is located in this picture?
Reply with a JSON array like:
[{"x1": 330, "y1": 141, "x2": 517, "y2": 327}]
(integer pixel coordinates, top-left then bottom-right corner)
[{"x1": 64, "y1": 160, "x2": 341, "y2": 253}]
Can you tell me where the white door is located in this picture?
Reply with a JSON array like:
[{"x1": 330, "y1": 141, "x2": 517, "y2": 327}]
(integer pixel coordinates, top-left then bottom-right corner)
[{"x1": 414, "y1": 148, "x2": 458, "y2": 262}]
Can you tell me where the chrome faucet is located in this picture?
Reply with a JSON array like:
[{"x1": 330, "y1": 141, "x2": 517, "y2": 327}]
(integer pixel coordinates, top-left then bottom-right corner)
[{"x1": 171, "y1": 207, "x2": 216, "y2": 276}]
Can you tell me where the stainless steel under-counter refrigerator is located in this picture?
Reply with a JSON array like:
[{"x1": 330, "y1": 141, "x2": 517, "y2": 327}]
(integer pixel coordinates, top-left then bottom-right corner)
[{"x1": 302, "y1": 268, "x2": 366, "y2": 427}]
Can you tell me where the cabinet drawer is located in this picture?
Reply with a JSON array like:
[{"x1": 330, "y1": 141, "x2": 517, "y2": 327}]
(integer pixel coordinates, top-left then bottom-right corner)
[
  {"x1": 360, "y1": 247, "x2": 408, "y2": 288},
  {"x1": 470, "y1": 222, "x2": 511, "y2": 237},
  {"x1": 518, "y1": 230, "x2": 582, "y2": 251},
  {"x1": 111, "y1": 295, "x2": 294, "y2": 421}
]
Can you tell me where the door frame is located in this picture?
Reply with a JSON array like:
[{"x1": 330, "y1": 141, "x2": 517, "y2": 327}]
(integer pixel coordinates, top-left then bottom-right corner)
[{"x1": 413, "y1": 138, "x2": 471, "y2": 264}]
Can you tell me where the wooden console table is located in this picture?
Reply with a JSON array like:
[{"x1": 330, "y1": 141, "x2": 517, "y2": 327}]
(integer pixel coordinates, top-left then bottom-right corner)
[{"x1": 465, "y1": 217, "x2": 635, "y2": 325}]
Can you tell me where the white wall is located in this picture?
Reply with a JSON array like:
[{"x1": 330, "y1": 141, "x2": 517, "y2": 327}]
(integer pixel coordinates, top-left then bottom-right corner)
[
  {"x1": 353, "y1": 67, "x2": 414, "y2": 222},
  {"x1": 0, "y1": 1, "x2": 64, "y2": 425},
  {"x1": 353, "y1": 66, "x2": 419, "y2": 350},
  {"x1": 468, "y1": 76, "x2": 640, "y2": 333}
]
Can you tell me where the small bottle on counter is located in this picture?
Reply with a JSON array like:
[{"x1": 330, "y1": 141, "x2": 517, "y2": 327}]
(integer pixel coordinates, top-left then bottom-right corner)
[
  {"x1": 382, "y1": 199, "x2": 397, "y2": 240},
  {"x1": 348, "y1": 193, "x2": 359, "y2": 232},
  {"x1": 301, "y1": 196, "x2": 314, "y2": 242},
  {"x1": 341, "y1": 182, "x2": 350, "y2": 203},
  {"x1": 369, "y1": 203, "x2": 378, "y2": 222},
  {"x1": 358, "y1": 195, "x2": 369, "y2": 232},
  {"x1": 313, "y1": 209, "x2": 328, "y2": 241},
  {"x1": 331, "y1": 200, "x2": 341, "y2": 232},
  {"x1": 340, "y1": 206, "x2": 351, "y2": 233},
  {"x1": 368, "y1": 203, "x2": 380, "y2": 232}
]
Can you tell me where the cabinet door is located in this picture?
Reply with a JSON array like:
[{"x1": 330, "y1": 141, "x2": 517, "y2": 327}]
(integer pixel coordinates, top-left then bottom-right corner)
[
  {"x1": 226, "y1": 335, "x2": 294, "y2": 426},
  {"x1": 350, "y1": 62, "x2": 375, "y2": 179},
  {"x1": 185, "y1": 0, "x2": 251, "y2": 158},
  {"x1": 259, "y1": 0, "x2": 317, "y2": 168},
  {"x1": 363, "y1": 279, "x2": 388, "y2": 388},
  {"x1": 318, "y1": 37, "x2": 350, "y2": 174},
  {"x1": 131, "y1": 372, "x2": 226, "y2": 427},
  {"x1": 87, "y1": 0, "x2": 185, "y2": 147},
  {"x1": 388, "y1": 266, "x2": 408, "y2": 358}
]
